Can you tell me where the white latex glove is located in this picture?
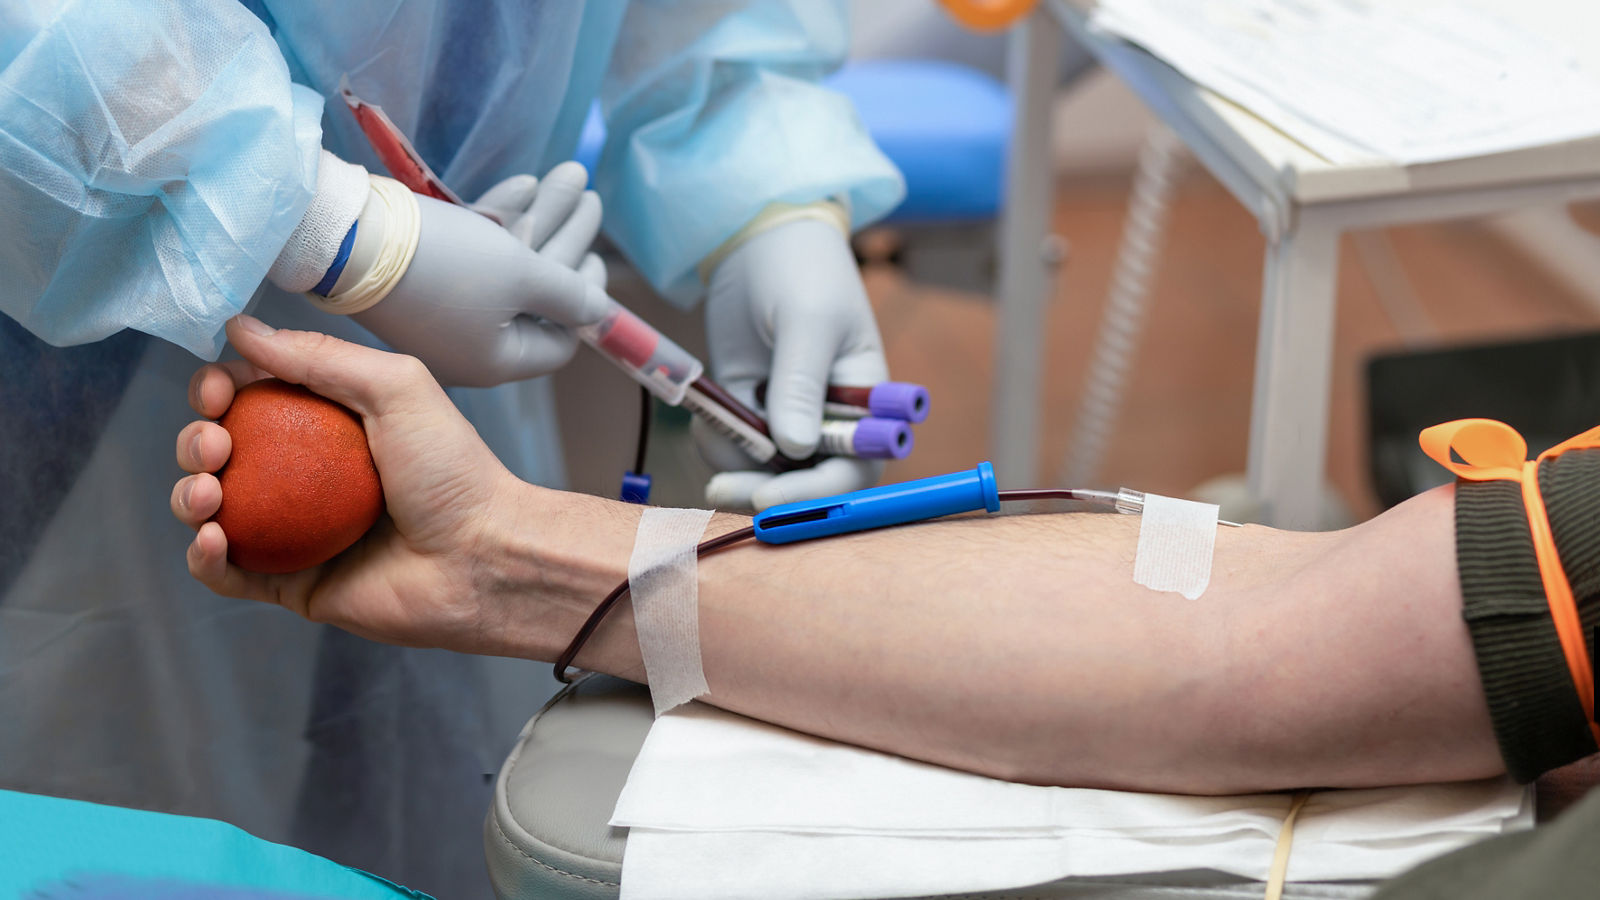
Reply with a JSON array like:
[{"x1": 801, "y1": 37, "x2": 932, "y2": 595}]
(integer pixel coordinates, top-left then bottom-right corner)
[
  {"x1": 348, "y1": 162, "x2": 609, "y2": 387},
  {"x1": 468, "y1": 162, "x2": 609, "y2": 313},
  {"x1": 698, "y1": 217, "x2": 889, "y2": 511}
]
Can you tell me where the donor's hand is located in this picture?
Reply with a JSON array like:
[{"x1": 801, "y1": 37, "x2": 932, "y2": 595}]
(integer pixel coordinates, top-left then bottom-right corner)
[{"x1": 169, "y1": 314, "x2": 581, "y2": 656}]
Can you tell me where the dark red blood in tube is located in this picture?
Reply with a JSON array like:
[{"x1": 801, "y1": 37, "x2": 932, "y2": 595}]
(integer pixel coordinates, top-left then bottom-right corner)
[{"x1": 342, "y1": 85, "x2": 461, "y2": 204}]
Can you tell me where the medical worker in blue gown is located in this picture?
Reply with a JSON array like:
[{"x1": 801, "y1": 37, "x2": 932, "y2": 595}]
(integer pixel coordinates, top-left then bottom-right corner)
[{"x1": 0, "y1": 1, "x2": 904, "y2": 895}]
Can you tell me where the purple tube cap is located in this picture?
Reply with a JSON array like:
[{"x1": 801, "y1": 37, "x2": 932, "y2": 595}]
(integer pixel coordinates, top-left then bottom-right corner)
[
  {"x1": 868, "y1": 381, "x2": 931, "y2": 423},
  {"x1": 853, "y1": 417, "x2": 915, "y2": 460}
]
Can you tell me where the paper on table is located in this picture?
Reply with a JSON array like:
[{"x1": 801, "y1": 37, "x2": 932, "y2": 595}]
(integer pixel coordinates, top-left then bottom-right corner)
[
  {"x1": 613, "y1": 705, "x2": 1533, "y2": 900},
  {"x1": 1091, "y1": 0, "x2": 1600, "y2": 166}
]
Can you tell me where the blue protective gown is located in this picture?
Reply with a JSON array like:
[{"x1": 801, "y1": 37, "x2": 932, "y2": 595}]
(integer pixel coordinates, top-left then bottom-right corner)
[{"x1": 0, "y1": 1, "x2": 902, "y2": 896}]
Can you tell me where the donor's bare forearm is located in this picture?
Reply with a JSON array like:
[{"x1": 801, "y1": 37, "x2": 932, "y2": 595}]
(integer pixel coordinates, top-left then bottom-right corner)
[{"x1": 522, "y1": 485, "x2": 1500, "y2": 793}]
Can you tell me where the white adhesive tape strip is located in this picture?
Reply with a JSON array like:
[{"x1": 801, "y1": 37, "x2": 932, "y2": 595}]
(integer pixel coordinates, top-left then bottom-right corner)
[
  {"x1": 1133, "y1": 493, "x2": 1219, "y2": 600},
  {"x1": 630, "y1": 507, "x2": 716, "y2": 716}
]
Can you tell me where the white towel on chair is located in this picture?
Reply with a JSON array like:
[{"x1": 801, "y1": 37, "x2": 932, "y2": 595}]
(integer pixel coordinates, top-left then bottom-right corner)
[{"x1": 611, "y1": 703, "x2": 1532, "y2": 900}]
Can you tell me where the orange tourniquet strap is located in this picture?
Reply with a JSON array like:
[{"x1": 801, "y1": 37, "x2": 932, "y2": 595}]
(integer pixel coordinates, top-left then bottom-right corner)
[
  {"x1": 1420, "y1": 419, "x2": 1600, "y2": 745},
  {"x1": 937, "y1": 0, "x2": 1039, "y2": 31}
]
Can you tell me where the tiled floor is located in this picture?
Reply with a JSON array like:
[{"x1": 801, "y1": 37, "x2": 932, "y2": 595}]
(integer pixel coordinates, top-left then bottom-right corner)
[{"x1": 557, "y1": 170, "x2": 1600, "y2": 523}]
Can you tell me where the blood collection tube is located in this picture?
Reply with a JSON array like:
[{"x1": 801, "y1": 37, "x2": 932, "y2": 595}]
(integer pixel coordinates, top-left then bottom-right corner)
[
  {"x1": 755, "y1": 380, "x2": 930, "y2": 423},
  {"x1": 341, "y1": 80, "x2": 463, "y2": 206},
  {"x1": 577, "y1": 299, "x2": 703, "y2": 405},
  {"x1": 577, "y1": 299, "x2": 798, "y2": 471},
  {"x1": 816, "y1": 417, "x2": 914, "y2": 460}
]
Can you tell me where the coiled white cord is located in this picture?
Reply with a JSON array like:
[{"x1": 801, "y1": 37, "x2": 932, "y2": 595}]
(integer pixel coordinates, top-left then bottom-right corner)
[{"x1": 1062, "y1": 124, "x2": 1187, "y2": 488}]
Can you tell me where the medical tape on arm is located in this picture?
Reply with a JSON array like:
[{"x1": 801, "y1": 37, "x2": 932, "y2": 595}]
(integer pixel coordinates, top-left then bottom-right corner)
[
  {"x1": 1132, "y1": 493, "x2": 1220, "y2": 600},
  {"x1": 305, "y1": 174, "x2": 422, "y2": 316},
  {"x1": 630, "y1": 507, "x2": 716, "y2": 716}
]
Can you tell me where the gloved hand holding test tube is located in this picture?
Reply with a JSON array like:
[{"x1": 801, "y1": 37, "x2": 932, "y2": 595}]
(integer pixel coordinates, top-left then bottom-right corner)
[
  {"x1": 580, "y1": 299, "x2": 916, "y2": 469},
  {"x1": 345, "y1": 85, "x2": 923, "y2": 471}
]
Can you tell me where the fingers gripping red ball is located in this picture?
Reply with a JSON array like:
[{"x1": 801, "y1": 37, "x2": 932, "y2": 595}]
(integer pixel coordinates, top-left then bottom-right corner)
[{"x1": 212, "y1": 379, "x2": 383, "y2": 573}]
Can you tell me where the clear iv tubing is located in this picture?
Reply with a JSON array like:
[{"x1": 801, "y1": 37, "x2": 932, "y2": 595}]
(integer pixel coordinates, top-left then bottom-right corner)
[
  {"x1": 996, "y1": 487, "x2": 1121, "y2": 506},
  {"x1": 1009, "y1": 487, "x2": 1242, "y2": 527},
  {"x1": 557, "y1": 487, "x2": 1114, "y2": 681},
  {"x1": 555, "y1": 479, "x2": 1212, "y2": 682}
]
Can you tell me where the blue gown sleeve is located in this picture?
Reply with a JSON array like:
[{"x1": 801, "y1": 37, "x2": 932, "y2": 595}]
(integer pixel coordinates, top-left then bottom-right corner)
[
  {"x1": 0, "y1": 0, "x2": 324, "y2": 358},
  {"x1": 597, "y1": 0, "x2": 906, "y2": 306}
]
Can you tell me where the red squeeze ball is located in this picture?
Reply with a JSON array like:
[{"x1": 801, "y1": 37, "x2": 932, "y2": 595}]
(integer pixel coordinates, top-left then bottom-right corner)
[{"x1": 213, "y1": 379, "x2": 384, "y2": 574}]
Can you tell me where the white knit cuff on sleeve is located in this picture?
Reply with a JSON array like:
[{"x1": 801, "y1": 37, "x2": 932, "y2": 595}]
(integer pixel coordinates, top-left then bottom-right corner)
[{"x1": 268, "y1": 149, "x2": 371, "y2": 293}]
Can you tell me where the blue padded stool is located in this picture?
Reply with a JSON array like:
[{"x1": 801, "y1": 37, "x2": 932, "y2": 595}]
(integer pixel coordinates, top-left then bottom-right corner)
[
  {"x1": 827, "y1": 59, "x2": 1010, "y2": 224},
  {"x1": 826, "y1": 60, "x2": 1012, "y2": 289},
  {"x1": 574, "y1": 59, "x2": 1011, "y2": 228}
]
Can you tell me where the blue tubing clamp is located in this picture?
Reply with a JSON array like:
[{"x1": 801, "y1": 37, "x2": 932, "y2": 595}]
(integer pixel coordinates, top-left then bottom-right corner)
[{"x1": 753, "y1": 462, "x2": 999, "y2": 545}]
